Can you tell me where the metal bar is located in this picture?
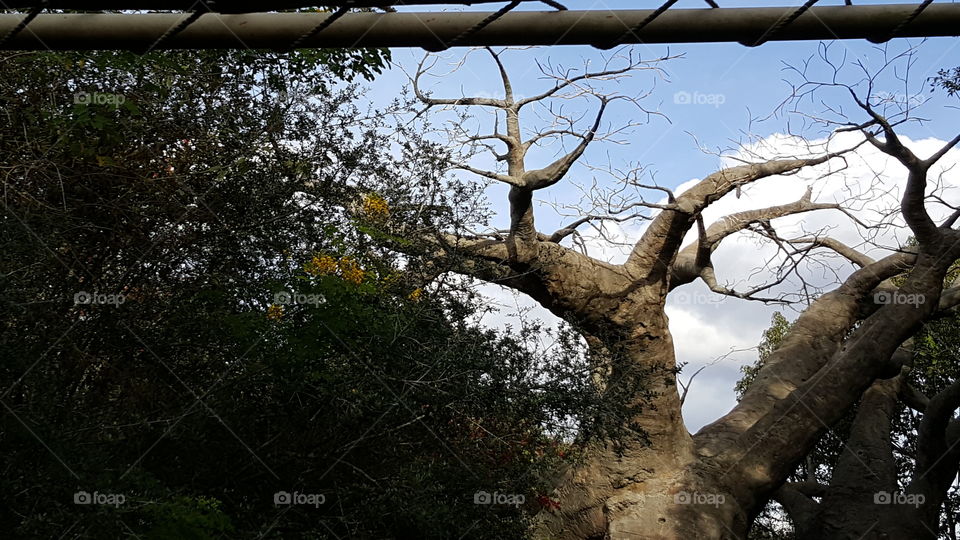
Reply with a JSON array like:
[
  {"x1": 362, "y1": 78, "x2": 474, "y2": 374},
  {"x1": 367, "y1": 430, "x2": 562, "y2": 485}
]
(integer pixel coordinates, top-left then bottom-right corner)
[
  {"x1": 287, "y1": 5, "x2": 350, "y2": 49},
  {"x1": 140, "y1": 4, "x2": 208, "y2": 53},
  {"x1": 0, "y1": 2, "x2": 45, "y2": 48},
  {"x1": 425, "y1": 0, "x2": 521, "y2": 51},
  {"x1": 595, "y1": 0, "x2": 679, "y2": 50},
  {"x1": 741, "y1": 0, "x2": 819, "y2": 47},
  {"x1": 870, "y1": 0, "x2": 933, "y2": 43},
  {"x1": 0, "y1": 5, "x2": 957, "y2": 50},
  {"x1": 0, "y1": 0, "x2": 522, "y2": 10}
]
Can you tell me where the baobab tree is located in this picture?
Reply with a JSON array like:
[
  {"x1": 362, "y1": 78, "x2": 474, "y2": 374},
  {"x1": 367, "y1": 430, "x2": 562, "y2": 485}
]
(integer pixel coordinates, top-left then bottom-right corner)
[
  {"x1": 770, "y1": 360, "x2": 960, "y2": 539},
  {"x1": 395, "y1": 47, "x2": 960, "y2": 539},
  {"x1": 740, "y1": 307, "x2": 960, "y2": 539}
]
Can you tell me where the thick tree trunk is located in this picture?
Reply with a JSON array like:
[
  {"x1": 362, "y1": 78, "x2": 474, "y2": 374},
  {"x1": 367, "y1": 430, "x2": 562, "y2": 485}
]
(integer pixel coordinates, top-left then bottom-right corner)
[
  {"x1": 533, "y1": 316, "x2": 750, "y2": 539},
  {"x1": 797, "y1": 377, "x2": 930, "y2": 540},
  {"x1": 781, "y1": 367, "x2": 960, "y2": 540},
  {"x1": 528, "y1": 250, "x2": 957, "y2": 539},
  {"x1": 533, "y1": 447, "x2": 745, "y2": 539}
]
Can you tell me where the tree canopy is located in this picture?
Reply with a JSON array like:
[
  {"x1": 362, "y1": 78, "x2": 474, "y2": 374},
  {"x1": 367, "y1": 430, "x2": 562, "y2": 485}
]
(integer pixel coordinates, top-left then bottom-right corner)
[{"x1": 0, "y1": 48, "x2": 598, "y2": 538}]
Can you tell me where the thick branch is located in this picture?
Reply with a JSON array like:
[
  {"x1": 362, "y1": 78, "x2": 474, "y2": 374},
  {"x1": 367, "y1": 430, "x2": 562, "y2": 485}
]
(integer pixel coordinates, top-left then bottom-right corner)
[
  {"x1": 786, "y1": 481, "x2": 830, "y2": 498},
  {"x1": 788, "y1": 236, "x2": 875, "y2": 268},
  {"x1": 910, "y1": 379, "x2": 960, "y2": 519},
  {"x1": 520, "y1": 98, "x2": 607, "y2": 190},
  {"x1": 900, "y1": 382, "x2": 930, "y2": 412},
  {"x1": 628, "y1": 152, "x2": 847, "y2": 281},
  {"x1": 668, "y1": 186, "x2": 847, "y2": 289},
  {"x1": 695, "y1": 250, "x2": 916, "y2": 454},
  {"x1": 851, "y1": 93, "x2": 950, "y2": 244},
  {"x1": 773, "y1": 484, "x2": 820, "y2": 536},
  {"x1": 824, "y1": 376, "x2": 902, "y2": 498},
  {"x1": 707, "y1": 238, "x2": 960, "y2": 517}
]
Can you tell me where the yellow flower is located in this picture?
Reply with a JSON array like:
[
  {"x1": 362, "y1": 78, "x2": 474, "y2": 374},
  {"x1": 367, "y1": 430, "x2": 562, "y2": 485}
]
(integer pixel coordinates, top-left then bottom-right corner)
[
  {"x1": 338, "y1": 256, "x2": 365, "y2": 285},
  {"x1": 407, "y1": 288, "x2": 422, "y2": 302},
  {"x1": 304, "y1": 254, "x2": 338, "y2": 276},
  {"x1": 266, "y1": 304, "x2": 285, "y2": 320},
  {"x1": 361, "y1": 194, "x2": 390, "y2": 220}
]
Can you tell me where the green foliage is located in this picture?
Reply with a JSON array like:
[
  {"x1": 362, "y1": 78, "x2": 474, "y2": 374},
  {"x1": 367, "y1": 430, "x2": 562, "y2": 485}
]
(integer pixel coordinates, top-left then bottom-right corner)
[
  {"x1": 142, "y1": 496, "x2": 235, "y2": 540},
  {"x1": 0, "y1": 48, "x2": 590, "y2": 539},
  {"x1": 290, "y1": 47, "x2": 391, "y2": 82},
  {"x1": 735, "y1": 312, "x2": 792, "y2": 400},
  {"x1": 931, "y1": 66, "x2": 960, "y2": 97}
]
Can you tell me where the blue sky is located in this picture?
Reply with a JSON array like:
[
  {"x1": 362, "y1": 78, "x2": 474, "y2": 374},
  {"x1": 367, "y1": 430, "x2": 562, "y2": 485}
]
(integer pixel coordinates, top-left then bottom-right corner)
[
  {"x1": 359, "y1": 2, "x2": 960, "y2": 430},
  {"x1": 366, "y1": 2, "x2": 958, "y2": 228}
]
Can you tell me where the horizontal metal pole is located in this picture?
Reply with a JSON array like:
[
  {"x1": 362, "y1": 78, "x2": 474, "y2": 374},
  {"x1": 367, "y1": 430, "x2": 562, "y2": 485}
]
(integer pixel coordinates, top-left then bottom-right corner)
[
  {"x1": 0, "y1": 5, "x2": 957, "y2": 51},
  {"x1": 0, "y1": 0, "x2": 522, "y2": 12}
]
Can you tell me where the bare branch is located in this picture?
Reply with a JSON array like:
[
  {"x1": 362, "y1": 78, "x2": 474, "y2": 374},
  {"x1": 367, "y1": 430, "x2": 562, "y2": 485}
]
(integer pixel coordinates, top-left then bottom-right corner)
[
  {"x1": 451, "y1": 162, "x2": 522, "y2": 187},
  {"x1": 514, "y1": 50, "x2": 670, "y2": 109},
  {"x1": 411, "y1": 53, "x2": 507, "y2": 108},
  {"x1": 521, "y1": 98, "x2": 607, "y2": 190},
  {"x1": 485, "y1": 46, "x2": 514, "y2": 105},
  {"x1": 923, "y1": 133, "x2": 960, "y2": 168},
  {"x1": 786, "y1": 236, "x2": 875, "y2": 268},
  {"x1": 547, "y1": 212, "x2": 651, "y2": 244},
  {"x1": 679, "y1": 348, "x2": 752, "y2": 405}
]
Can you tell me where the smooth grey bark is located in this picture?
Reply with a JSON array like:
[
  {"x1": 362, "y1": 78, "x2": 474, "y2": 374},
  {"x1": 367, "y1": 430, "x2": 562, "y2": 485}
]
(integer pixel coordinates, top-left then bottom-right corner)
[{"x1": 771, "y1": 370, "x2": 960, "y2": 540}]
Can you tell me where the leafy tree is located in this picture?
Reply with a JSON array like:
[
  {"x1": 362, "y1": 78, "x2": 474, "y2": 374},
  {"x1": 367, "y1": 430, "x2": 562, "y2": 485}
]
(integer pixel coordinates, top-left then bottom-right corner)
[
  {"x1": 931, "y1": 66, "x2": 960, "y2": 96},
  {"x1": 0, "y1": 48, "x2": 593, "y2": 539},
  {"x1": 735, "y1": 312, "x2": 792, "y2": 401}
]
